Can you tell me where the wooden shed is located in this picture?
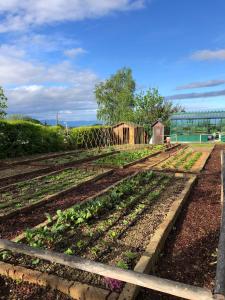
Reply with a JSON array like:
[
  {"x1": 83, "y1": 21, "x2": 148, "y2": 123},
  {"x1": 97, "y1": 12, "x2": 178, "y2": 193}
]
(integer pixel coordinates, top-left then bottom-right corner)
[
  {"x1": 151, "y1": 120, "x2": 164, "y2": 144},
  {"x1": 112, "y1": 122, "x2": 145, "y2": 145}
]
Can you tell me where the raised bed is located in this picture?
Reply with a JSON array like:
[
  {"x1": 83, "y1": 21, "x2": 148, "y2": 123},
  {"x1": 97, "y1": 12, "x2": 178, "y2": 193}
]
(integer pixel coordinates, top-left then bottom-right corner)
[
  {"x1": 28, "y1": 148, "x2": 118, "y2": 167},
  {"x1": 93, "y1": 145, "x2": 165, "y2": 169},
  {"x1": 0, "y1": 166, "x2": 112, "y2": 220},
  {"x1": 153, "y1": 145, "x2": 213, "y2": 173},
  {"x1": 0, "y1": 170, "x2": 195, "y2": 299},
  {"x1": 0, "y1": 149, "x2": 118, "y2": 189},
  {"x1": 0, "y1": 149, "x2": 81, "y2": 167}
]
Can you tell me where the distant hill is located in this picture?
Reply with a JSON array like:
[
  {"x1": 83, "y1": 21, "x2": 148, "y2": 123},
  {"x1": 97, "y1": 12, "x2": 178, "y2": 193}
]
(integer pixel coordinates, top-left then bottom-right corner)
[{"x1": 40, "y1": 119, "x2": 102, "y2": 127}]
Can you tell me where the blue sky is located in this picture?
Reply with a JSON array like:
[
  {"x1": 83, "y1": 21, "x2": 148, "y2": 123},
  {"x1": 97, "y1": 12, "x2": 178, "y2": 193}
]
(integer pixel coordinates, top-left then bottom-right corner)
[{"x1": 0, "y1": 0, "x2": 224, "y2": 122}]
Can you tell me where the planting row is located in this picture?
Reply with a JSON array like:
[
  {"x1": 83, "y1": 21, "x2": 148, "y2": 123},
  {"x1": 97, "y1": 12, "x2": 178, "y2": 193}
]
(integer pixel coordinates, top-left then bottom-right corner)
[
  {"x1": 0, "y1": 167, "x2": 109, "y2": 216},
  {"x1": 94, "y1": 145, "x2": 164, "y2": 168},
  {"x1": 0, "y1": 170, "x2": 187, "y2": 293},
  {"x1": 156, "y1": 147, "x2": 202, "y2": 171},
  {"x1": 30, "y1": 147, "x2": 115, "y2": 167}
]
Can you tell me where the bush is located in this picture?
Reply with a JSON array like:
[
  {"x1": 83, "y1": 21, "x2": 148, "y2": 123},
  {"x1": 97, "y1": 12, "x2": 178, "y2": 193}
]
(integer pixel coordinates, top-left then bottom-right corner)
[
  {"x1": 0, "y1": 120, "x2": 67, "y2": 158},
  {"x1": 0, "y1": 121, "x2": 112, "y2": 159}
]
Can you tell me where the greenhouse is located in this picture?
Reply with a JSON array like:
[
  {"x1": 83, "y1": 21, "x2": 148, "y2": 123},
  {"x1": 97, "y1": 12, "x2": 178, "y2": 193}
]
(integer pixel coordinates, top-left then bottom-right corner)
[{"x1": 170, "y1": 111, "x2": 225, "y2": 142}]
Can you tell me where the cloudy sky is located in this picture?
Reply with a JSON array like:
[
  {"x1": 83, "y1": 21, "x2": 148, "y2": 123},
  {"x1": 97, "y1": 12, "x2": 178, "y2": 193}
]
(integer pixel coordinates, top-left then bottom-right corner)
[{"x1": 0, "y1": 0, "x2": 225, "y2": 122}]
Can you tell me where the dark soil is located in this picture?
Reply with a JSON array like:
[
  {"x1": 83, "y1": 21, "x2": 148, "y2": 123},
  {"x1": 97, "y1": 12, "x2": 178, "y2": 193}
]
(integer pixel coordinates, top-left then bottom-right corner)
[
  {"x1": 138, "y1": 144, "x2": 223, "y2": 300},
  {"x1": 0, "y1": 276, "x2": 71, "y2": 300}
]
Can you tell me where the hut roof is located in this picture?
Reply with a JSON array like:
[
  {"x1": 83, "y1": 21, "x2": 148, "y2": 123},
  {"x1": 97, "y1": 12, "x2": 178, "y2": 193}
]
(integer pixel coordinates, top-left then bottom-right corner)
[{"x1": 112, "y1": 122, "x2": 143, "y2": 128}]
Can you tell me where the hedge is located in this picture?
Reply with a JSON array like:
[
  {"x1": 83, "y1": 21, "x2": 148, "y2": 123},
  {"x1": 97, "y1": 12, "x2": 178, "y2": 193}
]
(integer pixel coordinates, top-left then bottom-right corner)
[
  {"x1": 0, "y1": 120, "x2": 112, "y2": 159},
  {"x1": 0, "y1": 120, "x2": 67, "y2": 158}
]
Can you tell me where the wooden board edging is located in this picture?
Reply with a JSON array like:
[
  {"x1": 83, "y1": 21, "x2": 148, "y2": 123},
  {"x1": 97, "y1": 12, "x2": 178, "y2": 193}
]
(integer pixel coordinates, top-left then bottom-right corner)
[
  {"x1": 118, "y1": 175, "x2": 197, "y2": 300},
  {"x1": 0, "y1": 261, "x2": 118, "y2": 300}
]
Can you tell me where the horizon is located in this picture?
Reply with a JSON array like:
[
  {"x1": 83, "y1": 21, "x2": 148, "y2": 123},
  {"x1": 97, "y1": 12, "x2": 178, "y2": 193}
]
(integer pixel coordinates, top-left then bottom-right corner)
[{"x1": 1, "y1": 0, "x2": 225, "y2": 121}]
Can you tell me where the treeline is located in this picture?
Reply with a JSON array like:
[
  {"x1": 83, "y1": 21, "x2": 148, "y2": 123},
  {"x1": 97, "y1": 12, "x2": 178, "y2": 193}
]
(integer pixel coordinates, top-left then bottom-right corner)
[{"x1": 0, "y1": 120, "x2": 109, "y2": 159}]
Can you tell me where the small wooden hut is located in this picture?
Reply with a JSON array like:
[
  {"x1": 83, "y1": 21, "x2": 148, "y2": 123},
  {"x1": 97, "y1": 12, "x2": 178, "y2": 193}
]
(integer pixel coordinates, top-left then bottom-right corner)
[
  {"x1": 112, "y1": 122, "x2": 145, "y2": 145},
  {"x1": 151, "y1": 120, "x2": 164, "y2": 144}
]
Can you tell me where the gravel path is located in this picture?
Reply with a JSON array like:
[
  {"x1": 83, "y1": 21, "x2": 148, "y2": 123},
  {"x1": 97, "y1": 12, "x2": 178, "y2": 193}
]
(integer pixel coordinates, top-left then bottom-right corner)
[{"x1": 139, "y1": 144, "x2": 223, "y2": 299}]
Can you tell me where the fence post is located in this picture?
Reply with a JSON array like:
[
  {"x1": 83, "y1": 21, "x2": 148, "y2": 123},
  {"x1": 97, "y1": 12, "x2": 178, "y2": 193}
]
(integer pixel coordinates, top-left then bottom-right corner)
[{"x1": 214, "y1": 151, "x2": 225, "y2": 299}]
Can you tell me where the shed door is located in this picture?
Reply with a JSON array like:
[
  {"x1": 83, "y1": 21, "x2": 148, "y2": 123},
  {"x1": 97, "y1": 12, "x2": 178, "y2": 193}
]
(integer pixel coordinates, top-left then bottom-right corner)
[{"x1": 123, "y1": 128, "x2": 130, "y2": 144}]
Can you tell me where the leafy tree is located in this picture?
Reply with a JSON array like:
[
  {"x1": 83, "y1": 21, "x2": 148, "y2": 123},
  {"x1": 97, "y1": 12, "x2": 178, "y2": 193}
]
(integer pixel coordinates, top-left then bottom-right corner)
[
  {"x1": 7, "y1": 114, "x2": 42, "y2": 125},
  {"x1": 134, "y1": 88, "x2": 184, "y2": 134},
  {"x1": 95, "y1": 67, "x2": 135, "y2": 125},
  {"x1": 0, "y1": 87, "x2": 7, "y2": 119}
]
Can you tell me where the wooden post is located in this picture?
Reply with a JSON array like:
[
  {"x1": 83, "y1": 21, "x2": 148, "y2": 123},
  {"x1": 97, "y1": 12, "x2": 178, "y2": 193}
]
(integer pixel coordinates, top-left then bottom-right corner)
[
  {"x1": 214, "y1": 151, "x2": 225, "y2": 299},
  {"x1": 0, "y1": 239, "x2": 213, "y2": 300}
]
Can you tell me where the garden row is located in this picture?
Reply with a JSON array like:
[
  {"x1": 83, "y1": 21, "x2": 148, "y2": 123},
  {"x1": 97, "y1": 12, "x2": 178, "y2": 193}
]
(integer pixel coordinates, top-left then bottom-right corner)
[
  {"x1": 0, "y1": 170, "x2": 189, "y2": 298},
  {"x1": 0, "y1": 166, "x2": 111, "y2": 218},
  {"x1": 155, "y1": 146, "x2": 204, "y2": 172}
]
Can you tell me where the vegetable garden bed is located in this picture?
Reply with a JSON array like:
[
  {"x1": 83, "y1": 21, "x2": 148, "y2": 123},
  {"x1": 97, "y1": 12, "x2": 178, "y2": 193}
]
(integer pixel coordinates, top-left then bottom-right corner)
[
  {"x1": 29, "y1": 148, "x2": 117, "y2": 167},
  {"x1": 0, "y1": 170, "x2": 191, "y2": 299},
  {"x1": 93, "y1": 145, "x2": 165, "y2": 168},
  {"x1": 153, "y1": 146, "x2": 212, "y2": 173},
  {"x1": 0, "y1": 166, "x2": 111, "y2": 219}
]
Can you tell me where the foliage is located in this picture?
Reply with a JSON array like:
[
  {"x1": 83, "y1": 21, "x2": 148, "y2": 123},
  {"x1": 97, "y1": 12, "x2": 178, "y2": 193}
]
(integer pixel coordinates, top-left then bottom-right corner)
[
  {"x1": 133, "y1": 88, "x2": 184, "y2": 134},
  {"x1": 0, "y1": 120, "x2": 66, "y2": 159},
  {"x1": 95, "y1": 67, "x2": 136, "y2": 124},
  {"x1": 95, "y1": 145, "x2": 164, "y2": 167},
  {"x1": 69, "y1": 125, "x2": 110, "y2": 149},
  {"x1": 0, "y1": 87, "x2": 7, "y2": 119},
  {"x1": 7, "y1": 114, "x2": 42, "y2": 125}
]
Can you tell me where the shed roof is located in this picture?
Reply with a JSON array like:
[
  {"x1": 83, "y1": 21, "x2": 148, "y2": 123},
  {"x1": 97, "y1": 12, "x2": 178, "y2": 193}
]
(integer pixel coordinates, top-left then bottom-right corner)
[
  {"x1": 151, "y1": 119, "x2": 164, "y2": 127},
  {"x1": 171, "y1": 111, "x2": 225, "y2": 120},
  {"x1": 112, "y1": 122, "x2": 143, "y2": 128}
]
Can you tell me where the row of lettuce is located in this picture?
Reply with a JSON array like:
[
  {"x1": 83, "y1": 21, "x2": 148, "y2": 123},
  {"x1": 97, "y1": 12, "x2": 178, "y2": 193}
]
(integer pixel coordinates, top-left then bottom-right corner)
[{"x1": 0, "y1": 120, "x2": 112, "y2": 159}]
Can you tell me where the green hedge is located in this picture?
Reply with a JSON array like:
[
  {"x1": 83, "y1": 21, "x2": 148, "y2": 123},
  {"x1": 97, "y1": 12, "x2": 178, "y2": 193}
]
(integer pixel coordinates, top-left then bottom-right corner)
[
  {"x1": 0, "y1": 120, "x2": 67, "y2": 158},
  {"x1": 0, "y1": 121, "x2": 111, "y2": 159}
]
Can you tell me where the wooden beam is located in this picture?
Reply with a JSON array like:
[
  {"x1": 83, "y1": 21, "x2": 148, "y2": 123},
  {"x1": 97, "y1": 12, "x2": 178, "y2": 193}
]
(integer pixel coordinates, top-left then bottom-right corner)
[{"x1": 0, "y1": 239, "x2": 212, "y2": 300}]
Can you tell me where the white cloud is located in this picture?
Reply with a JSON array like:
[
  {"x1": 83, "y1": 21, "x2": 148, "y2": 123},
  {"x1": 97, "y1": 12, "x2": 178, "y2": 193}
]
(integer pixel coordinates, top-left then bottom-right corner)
[
  {"x1": 64, "y1": 47, "x2": 87, "y2": 58},
  {"x1": 0, "y1": 0, "x2": 146, "y2": 32},
  {"x1": 0, "y1": 39, "x2": 99, "y2": 120},
  {"x1": 191, "y1": 49, "x2": 225, "y2": 61},
  {"x1": 6, "y1": 85, "x2": 98, "y2": 121}
]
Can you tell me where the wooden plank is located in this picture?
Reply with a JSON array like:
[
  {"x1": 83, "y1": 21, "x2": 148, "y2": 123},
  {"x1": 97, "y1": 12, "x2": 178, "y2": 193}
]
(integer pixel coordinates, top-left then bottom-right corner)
[{"x1": 0, "y1": 239, "x2": 213, "y2": 300}]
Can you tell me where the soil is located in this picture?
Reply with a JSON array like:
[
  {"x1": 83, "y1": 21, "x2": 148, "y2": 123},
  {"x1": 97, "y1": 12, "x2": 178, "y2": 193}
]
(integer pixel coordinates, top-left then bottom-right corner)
[
  {"x1": 0, "y1": 275, "x2": 71, "y2": 300},
  {"x1": 138, "y1": 144, "x2": 223, "y2": 299}
]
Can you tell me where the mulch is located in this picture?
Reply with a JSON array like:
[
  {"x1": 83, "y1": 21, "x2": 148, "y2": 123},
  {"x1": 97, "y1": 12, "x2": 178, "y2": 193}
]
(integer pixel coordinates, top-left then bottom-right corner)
[{"x1": 139, "y1": 144, "x2": 224, "y2": 299}]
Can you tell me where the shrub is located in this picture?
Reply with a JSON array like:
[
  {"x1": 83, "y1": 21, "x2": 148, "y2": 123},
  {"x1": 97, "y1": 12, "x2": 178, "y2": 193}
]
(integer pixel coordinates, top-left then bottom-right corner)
[{"x1": 0, "y1": 120, "x2": 67, "y2": 158}]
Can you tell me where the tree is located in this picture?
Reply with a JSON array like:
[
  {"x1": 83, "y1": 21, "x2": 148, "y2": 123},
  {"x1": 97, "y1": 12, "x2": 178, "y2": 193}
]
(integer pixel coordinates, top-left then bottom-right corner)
[
  {"x1": 95, "y1": 67, "x2": 135, "y2": 125},
  {"x1": 134, "y1": 88, "x2": 184, "y2": 134},
  {"x1": 0, "y1": 87, "x2": 7, "y2": 119}
]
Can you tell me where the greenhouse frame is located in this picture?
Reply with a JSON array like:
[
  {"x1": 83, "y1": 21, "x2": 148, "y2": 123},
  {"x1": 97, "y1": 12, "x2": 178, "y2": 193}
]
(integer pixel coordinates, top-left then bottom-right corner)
[{"x1": 170, "y1": 111, "x2": 225, "y2": 142}]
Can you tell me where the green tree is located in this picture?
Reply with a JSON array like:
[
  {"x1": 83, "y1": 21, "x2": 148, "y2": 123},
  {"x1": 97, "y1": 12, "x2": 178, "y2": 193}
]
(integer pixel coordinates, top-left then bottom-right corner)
[
  {"x1": 134, "y1": 88, "x2": 183, "y2": 134},
  {"x1": 95, "y1": 67, "x2": 135, "y2": 125},
  {"x1": 0, "y1": 87, "x2": 7, "y2": 118}
]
